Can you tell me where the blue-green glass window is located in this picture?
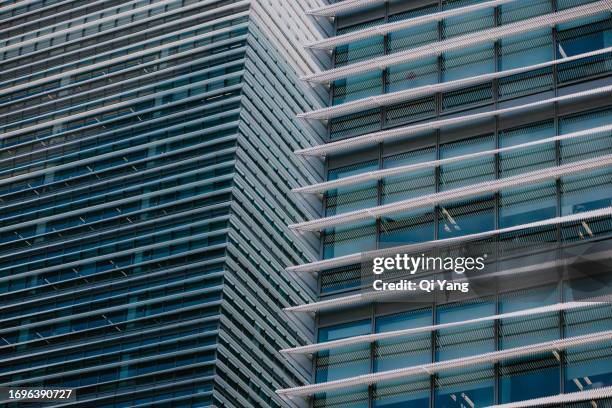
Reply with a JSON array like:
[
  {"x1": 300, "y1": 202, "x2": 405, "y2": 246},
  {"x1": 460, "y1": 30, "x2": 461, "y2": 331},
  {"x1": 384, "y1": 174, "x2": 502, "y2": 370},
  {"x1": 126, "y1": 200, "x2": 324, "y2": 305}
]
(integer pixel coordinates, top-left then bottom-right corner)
[
  {"x1": 440, "y1": 135, "x2": 495, "y2": 190},
  {"x1": 442, "y1": 44, "x2": 495, "y2": 82},
  {"x1": 499, "y1": 29, "x2": 553, "y2": 71},
  {"x1": 499, "y1": 353, "x2": 560, "y2": 403},
  {"x1": 388, "y1": 22, "x2": 438, "y2": 53},
  {"x1": 327, "y1": 161, "x2": 378, "y2": 216},
  {"x1": 442, "y1": 1, "x2": 495, "y2": 38},
  {"x1": 324, "y1": 221, "x2": 377, "y2": 259},
  {"x1": 564, "y1": 340, "x2": 612, "y2": 395},
  {"x1": 564, "y1": 301, "x2": 612, "y2": 337},
  {"x1": 335, "y1": 18, "x2": 384, "y2": 67},
  {"x1": 560, "y1": 108, "x2": 612, "y2": 163},
  {"x1": 387, "y1": 58, "x2": 439, "y2": 93},
  {"x1": 375, "y1": 309, "x2": 432, "y2": 372},
  {"x1": 564, "y1": 279, "x2": 612, "y2": 394},
  {"x1": 561, "y1": 128, "x2": 612, "y2": 164},
  {"x1": 435, "y1": 366, "x2": 495, "y2": 408},
  {"x1": 335, "y1": 36, "x2": 385, "y2": 67},
  {"x1": 564, "y1": 271, "x2": 612, "y2": 310},
  {"x1": 436, "y1": 301, "x2": 496, "y2": 361},
  {"x1": 316, "y1": 320, "x2": 371, "y2": 383},
  {"x1": 382, "y1": 147, "x2": 436, "y2": 204},
  {"x1": 559, "y1": 108, "x2": 612, "y2": 131},
  {"x1": 314, "y1": 387, "x2": 370, "y2": 408},
  {"x1": 561, "y1": 169, "x2": 612, "y2": 215},
  {"x1": 557, "y1": 0, "x2": 601, "y2": 10},
  {"x1": 499, "y1": 0, "x2": 553, "y2": 24},
  {"x1": 439, "y1": 196, "x2": 496, "y2": 239},
  {"x1": 499, "y1": 121, "x2": 556, "y2": 178},
  {"x1": 498, "y1": 182, "x2": 557, "y2": 228},
  {"x1": 557, "y1": 15, "x2": 612, "y2": 58},
  {"x1": 380, "y1": 209, "x2": 435, "y2": 248},
  {"x1": 499, "y1": 285, "x2": 560, "y2": 349},
  {"x1": 333, "y1": 72, "x2": 384, "y2": 105},
  {"x1": 373, "y1": 377, "x2": 430, "y2": 408},
  {"x1": 386, "y1": 0, "x2": 438, "y2": 63}
]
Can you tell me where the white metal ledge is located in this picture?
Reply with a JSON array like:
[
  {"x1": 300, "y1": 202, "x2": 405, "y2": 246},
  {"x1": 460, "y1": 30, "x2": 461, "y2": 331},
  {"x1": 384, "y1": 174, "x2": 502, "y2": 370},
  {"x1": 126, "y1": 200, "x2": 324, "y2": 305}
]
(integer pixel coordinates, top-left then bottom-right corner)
[
  {"x1": 298, "y1": 47, "x2": 612, "y2": 121},
  {"x1": 276, "y1": 330, "x2": 612, "y2": 396},
  {"x1": 285, "y1": 206, "x2": 612, "y2": 276},
  {"x1": 290, "y1": 154, "x2": 612, "y2": 232},
  {"x1": 293, "y1": 124, "x2": 612, "y2": 194},
  {"x1": 295, "y1": 85, "x2": 612, "y2": 157},
  {"x1": 281, "y1": 301, "x2": 605, "y2": 354}
]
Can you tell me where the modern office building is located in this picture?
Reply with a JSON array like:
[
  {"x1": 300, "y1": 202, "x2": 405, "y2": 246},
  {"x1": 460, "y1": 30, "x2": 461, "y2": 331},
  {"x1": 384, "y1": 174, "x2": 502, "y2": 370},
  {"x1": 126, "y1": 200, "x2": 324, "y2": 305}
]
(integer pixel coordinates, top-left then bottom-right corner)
[
  {"x1": 0, "y1": 0, "x2": 329, "y2": 407},
  {"x1": 280, "y1": 0, "x2": 612, "y2": 408}
]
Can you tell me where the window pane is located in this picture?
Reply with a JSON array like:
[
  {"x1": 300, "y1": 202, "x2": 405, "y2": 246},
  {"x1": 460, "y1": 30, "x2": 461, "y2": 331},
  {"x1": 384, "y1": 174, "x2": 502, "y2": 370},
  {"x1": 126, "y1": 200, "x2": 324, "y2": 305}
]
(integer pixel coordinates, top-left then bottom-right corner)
[
  {"x1": 324, "y1": 221, "x2": 377, "y2": 259},
  {"x1": 499, "y1": 285, "x2": 560, "y2": 349},
  {"x1": 380, "y1": 209, "x2": 435, "y2": 248},
  {"x1": 327, "y1": 161, "x2": 379, "y2": 216},
  {"x1": 436, "y1": 301, "x2": 495, "y2": 361},
  {"x1": 314, "y1": 387, "x2": 370, "y2": 408},
  {"x1": 499, "y1": 0, "x2": 552, "y2": 24},
  {"x1": 389, "y1": 22, "x2": 438, "y2": 53},
  {"x1": 382, "y1": 147, "x2": 436, "y2": 203},
  {"x1": 440, "y1": 135, "x2": 495, "y2": 190},
  {"x1": 316, "y1": 320, "x2": 371, "y2": 382},
  {"x1": 499, "y1": 353, "x2": 560, "y2": 403},
  {"x1": 439, "y1": 196, "x2": 495, "y2": 239},
  {"x1": 387, "y1": 58, "x2": 438, "y2": 93},
  {"x1": 561, "y1": 169, "x2": 612, "y2": 215},
  {"x1": 500, "y1": 29, "x2": 553, "y2": 71},
  {"x1": 442, "y1": 2, "x2": 494, "y2": 38},
  {"x1": 442, "y1": 44, "x2": 495, "y2": 82},
  {"x1": 336, "y1": 36, "x2": 384, "y2": 67},
  {"x1": 375, "y1": 309, "x2": 432, "y2": 372},
  {"x1": 499, "y1": 121, "x2": 556, "y2": 178},
  {"x1": 557, "y1": 17, "x2": 612, "y2": 58},
  {"x1": 333, "y1": 72, "x2": 384, "y2": 105},
  {"x1": 499, "y1": 182, "x2": 557, "y2": 228},
  {"x1": 435, "y1": 366, "x2": 494, "y2": 408},
  {"x1": 560, "y1": 108, "x2": 612, "y2": 134},
  {"x1": 373, "y1": 377, "x2": 430, "y2": 408}
]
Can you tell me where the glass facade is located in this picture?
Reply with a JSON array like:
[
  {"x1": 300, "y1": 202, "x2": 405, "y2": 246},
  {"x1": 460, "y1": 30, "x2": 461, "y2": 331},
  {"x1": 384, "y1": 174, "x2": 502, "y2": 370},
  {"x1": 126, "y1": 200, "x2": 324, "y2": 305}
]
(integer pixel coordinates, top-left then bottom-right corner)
[
  {"x1": 0, "y1": 1, "x2": 324, "y2": 407},
  {"x1": 281, "y1": 1, "x2": 612, "y2": 407}
]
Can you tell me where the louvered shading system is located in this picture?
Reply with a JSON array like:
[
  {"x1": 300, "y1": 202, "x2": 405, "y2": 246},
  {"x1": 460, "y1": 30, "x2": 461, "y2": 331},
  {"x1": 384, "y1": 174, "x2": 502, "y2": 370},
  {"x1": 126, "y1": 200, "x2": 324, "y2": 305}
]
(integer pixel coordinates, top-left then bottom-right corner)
[
  {"x1": 281, "y1": 301, "x2": 605, "y2": 355},
  {"x1": 296, "y1": 85, "x2": 612, "y2": 157},
  {"x1": 305, "y1": 0, "x2": 520, "y2": 47},
  {"x1": 298, "y1": 47, "x2": 612, "y2": 121},
  {"x1": 290, "y1": 154, "x2": 612, "y2": 232},
  {"x1": 301, "y1": 0, "x2": 612, "y2": 84},
  {"x1": 286, "y1": 206, "x2": 612, "y2": 275},
  {"x1": 276, "y1": 330, "x2": 612, "y2": 396},
  {"x1": 294, "y1": 124, "x2": 612, "y2": 195}
]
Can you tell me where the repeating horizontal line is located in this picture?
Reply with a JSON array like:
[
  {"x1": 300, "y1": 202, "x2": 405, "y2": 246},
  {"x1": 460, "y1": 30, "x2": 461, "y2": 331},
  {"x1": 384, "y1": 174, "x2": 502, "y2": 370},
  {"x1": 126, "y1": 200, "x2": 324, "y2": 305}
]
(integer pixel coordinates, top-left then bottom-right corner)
[
  {"x1": 301, "y1": 1, "x2": 611, "y2": 84},
  {"x1": 285, "y1": 206, "x2": 612, "y2": 275},
  {"x1": 298, "y1": 47, "x2": 612, "y2": 121}
]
